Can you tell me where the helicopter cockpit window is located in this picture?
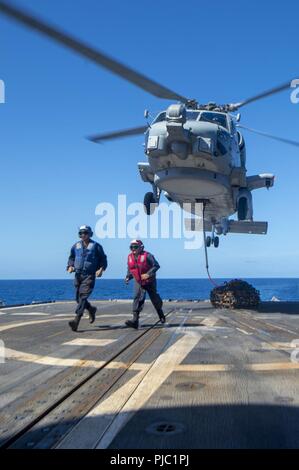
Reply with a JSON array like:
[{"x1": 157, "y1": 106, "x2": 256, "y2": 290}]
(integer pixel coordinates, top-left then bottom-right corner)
[
  {"x1": 199, "y1": 112, "x2": 228, "y2": 129},
  {"x1": 186, "y1": 111, "x2": 200, "y2": 121},
  {"x1": 152, "y1": 112, "x2": 166, "y2": 124}
]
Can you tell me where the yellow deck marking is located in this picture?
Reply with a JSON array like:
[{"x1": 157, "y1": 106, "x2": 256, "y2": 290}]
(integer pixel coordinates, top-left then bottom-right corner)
[
  {"x1": 0, "y1": 301, "x2": 74, "y2": 311},
  {"x1": 260, "y1": 342, "x2": 295, "y2": 350},
  {"x1": 54, "y1": 314, "x2": 74, "y2": 317},
  {"x1": 201, "y1": 316, "x2": 218, "y2": 327},
  {"x1": 175, "y1": 364, "x2": 232, "y2": 371},
  {"x1": 0, "y1": 318, "x2": 66, "y2": 333},
  {"x1": 236, "y1": 327, "x2": 253, "y2": 335},
  {"x1": 4, "y1": 347, "x2": 137, "y2": 369},
  {"x1": 0, "y1": 311, "x2": 131, "y2": 334},
  {"x1": 11, "y1": 312, "x2": 50, "y2": 316},
  {"x1": 4, "y1": 347, "x2": 105, "y2": 368}
]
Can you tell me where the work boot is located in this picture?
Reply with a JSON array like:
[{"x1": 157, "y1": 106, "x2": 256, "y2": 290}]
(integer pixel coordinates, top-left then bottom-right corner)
[
  {"x1": 125, "y1": 312, "x2": 139, "y2": 329},
  {"x1": 158, "y1": 310, "x2": 166, "y2": 324},
  {"x1": 88, "y1": 305, "x2": 97, "y2": 324},
  {"x1": 68, "y1": 316, "x2": 81, "y2": 332}
]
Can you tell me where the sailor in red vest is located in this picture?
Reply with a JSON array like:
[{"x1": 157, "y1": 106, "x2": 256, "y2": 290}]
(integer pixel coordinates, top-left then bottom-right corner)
[{"x1": 125, "y1": 239, "x2": 165, "y2": 329}]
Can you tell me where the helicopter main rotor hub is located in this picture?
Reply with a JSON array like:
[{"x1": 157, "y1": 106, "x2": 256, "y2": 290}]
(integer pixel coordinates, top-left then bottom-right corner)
[{"x1": 185, "y1": 100, "x2": 235, "y2": 113}]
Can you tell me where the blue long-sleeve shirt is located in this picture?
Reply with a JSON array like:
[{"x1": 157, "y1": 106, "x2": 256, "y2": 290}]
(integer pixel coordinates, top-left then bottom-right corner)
[{"x1": 67, "y1": 241, "x2": 107, "y2": 273}]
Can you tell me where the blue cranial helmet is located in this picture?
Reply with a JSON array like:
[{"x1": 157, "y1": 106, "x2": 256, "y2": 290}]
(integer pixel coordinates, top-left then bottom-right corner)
[{"x1": 78, "y1": 225, "x2": 93, "y2": 237}]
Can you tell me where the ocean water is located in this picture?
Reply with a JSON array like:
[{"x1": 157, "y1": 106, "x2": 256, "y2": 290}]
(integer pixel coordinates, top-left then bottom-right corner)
[{"x1": 0, "y1": 278, "x2": 298, "y2": 306}]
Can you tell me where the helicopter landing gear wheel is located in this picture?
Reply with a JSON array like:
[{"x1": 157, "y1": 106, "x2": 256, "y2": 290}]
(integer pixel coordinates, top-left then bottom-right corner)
[
  {"x1": 206, "y1": 236, "x2": 212, "y2": 247},
  {"x1": 206, "y1": 226, "x2": 219, "y2": 248},
  {"x1": 144, "y1": 192, "x2": 156, "y2": 215}
]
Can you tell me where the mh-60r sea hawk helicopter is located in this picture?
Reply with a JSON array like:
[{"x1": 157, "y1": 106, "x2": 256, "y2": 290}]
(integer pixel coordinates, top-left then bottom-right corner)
[{"x1": 1, "y1": 1, "x2": 299, "y2": 248}]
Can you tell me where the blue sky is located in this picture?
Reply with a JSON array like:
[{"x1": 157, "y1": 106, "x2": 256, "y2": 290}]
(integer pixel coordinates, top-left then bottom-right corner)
[{"x1": 0, "y1": 0, "x2": 298, "y2": 279}]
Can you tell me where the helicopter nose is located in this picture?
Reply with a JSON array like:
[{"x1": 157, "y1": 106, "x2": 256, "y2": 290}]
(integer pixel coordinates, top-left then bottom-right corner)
[{"x1": 164, "y1": 104, "x2": 191, "y2": 159}]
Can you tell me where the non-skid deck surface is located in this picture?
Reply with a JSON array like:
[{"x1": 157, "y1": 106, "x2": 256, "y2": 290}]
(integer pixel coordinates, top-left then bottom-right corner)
[{"x1": 0, "y1": 300, "x2": 299, "y2": 448}]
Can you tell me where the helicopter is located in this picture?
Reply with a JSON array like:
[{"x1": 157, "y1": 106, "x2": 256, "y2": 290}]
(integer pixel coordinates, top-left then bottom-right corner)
[{"x1": 1, "y1": 1, "x2": 299, "y2": 248}]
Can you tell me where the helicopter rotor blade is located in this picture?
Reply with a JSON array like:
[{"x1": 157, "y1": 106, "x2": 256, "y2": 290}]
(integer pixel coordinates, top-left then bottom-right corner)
[
  {"x1": 87, "y1": 125, "x2": 148, "y2": 143},
  {"x1": 238, "y1": 124, "x2": 299, "y2": 147},
  {"x1": 0, "y1": 1, "x2": 189, "y2": 103},
  {"x1": 229, "y1": 80, "x2": 293, "y2": 111}
]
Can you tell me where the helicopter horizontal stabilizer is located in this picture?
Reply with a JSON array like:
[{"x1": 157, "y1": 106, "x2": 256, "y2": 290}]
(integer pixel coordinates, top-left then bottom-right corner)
[
  {"x1": 247, "y1": 174, "x2": 275, "y2": 191},
  {"x1": 184, "y1": 218, "x2": 267, "y2": 235},
  {"x1": 227, "y1": 221, "x2": 268, "y2": 235}
]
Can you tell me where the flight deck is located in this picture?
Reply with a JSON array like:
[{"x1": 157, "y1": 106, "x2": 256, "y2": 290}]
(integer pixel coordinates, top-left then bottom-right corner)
[{"x1": 1, "y1": 300, "x2": 299, "y2": 449}]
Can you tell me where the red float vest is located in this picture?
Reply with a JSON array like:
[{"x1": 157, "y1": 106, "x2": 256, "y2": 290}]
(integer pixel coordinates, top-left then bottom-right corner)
[{"x1": 128, "y1": 251, "x2": 152, "y2": 286}]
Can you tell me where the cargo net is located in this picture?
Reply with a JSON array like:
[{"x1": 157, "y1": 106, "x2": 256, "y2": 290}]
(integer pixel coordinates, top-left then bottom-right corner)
[{"x1": 210, "y1": 279, "x2": 261, "y2": 309}]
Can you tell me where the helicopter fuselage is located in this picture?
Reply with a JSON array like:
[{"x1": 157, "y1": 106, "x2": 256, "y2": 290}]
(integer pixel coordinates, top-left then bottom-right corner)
[
  {"x1": 140, "y1": 106, "x2": 243, "y2": 220},
  {"x1": 138, "y1": 104, "x2": 274, "y2": 238}
]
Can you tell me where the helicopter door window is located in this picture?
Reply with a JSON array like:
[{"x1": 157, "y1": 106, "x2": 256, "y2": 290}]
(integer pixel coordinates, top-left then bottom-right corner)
[{"x1": 199, "y1": 112, "x2": 228, "y2": 129}]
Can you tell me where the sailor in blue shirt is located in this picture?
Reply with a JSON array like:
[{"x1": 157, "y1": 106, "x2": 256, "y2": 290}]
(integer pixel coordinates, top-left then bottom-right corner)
[{"x1": 67, "y1": 225, "x2": 107, "y2": 331}]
